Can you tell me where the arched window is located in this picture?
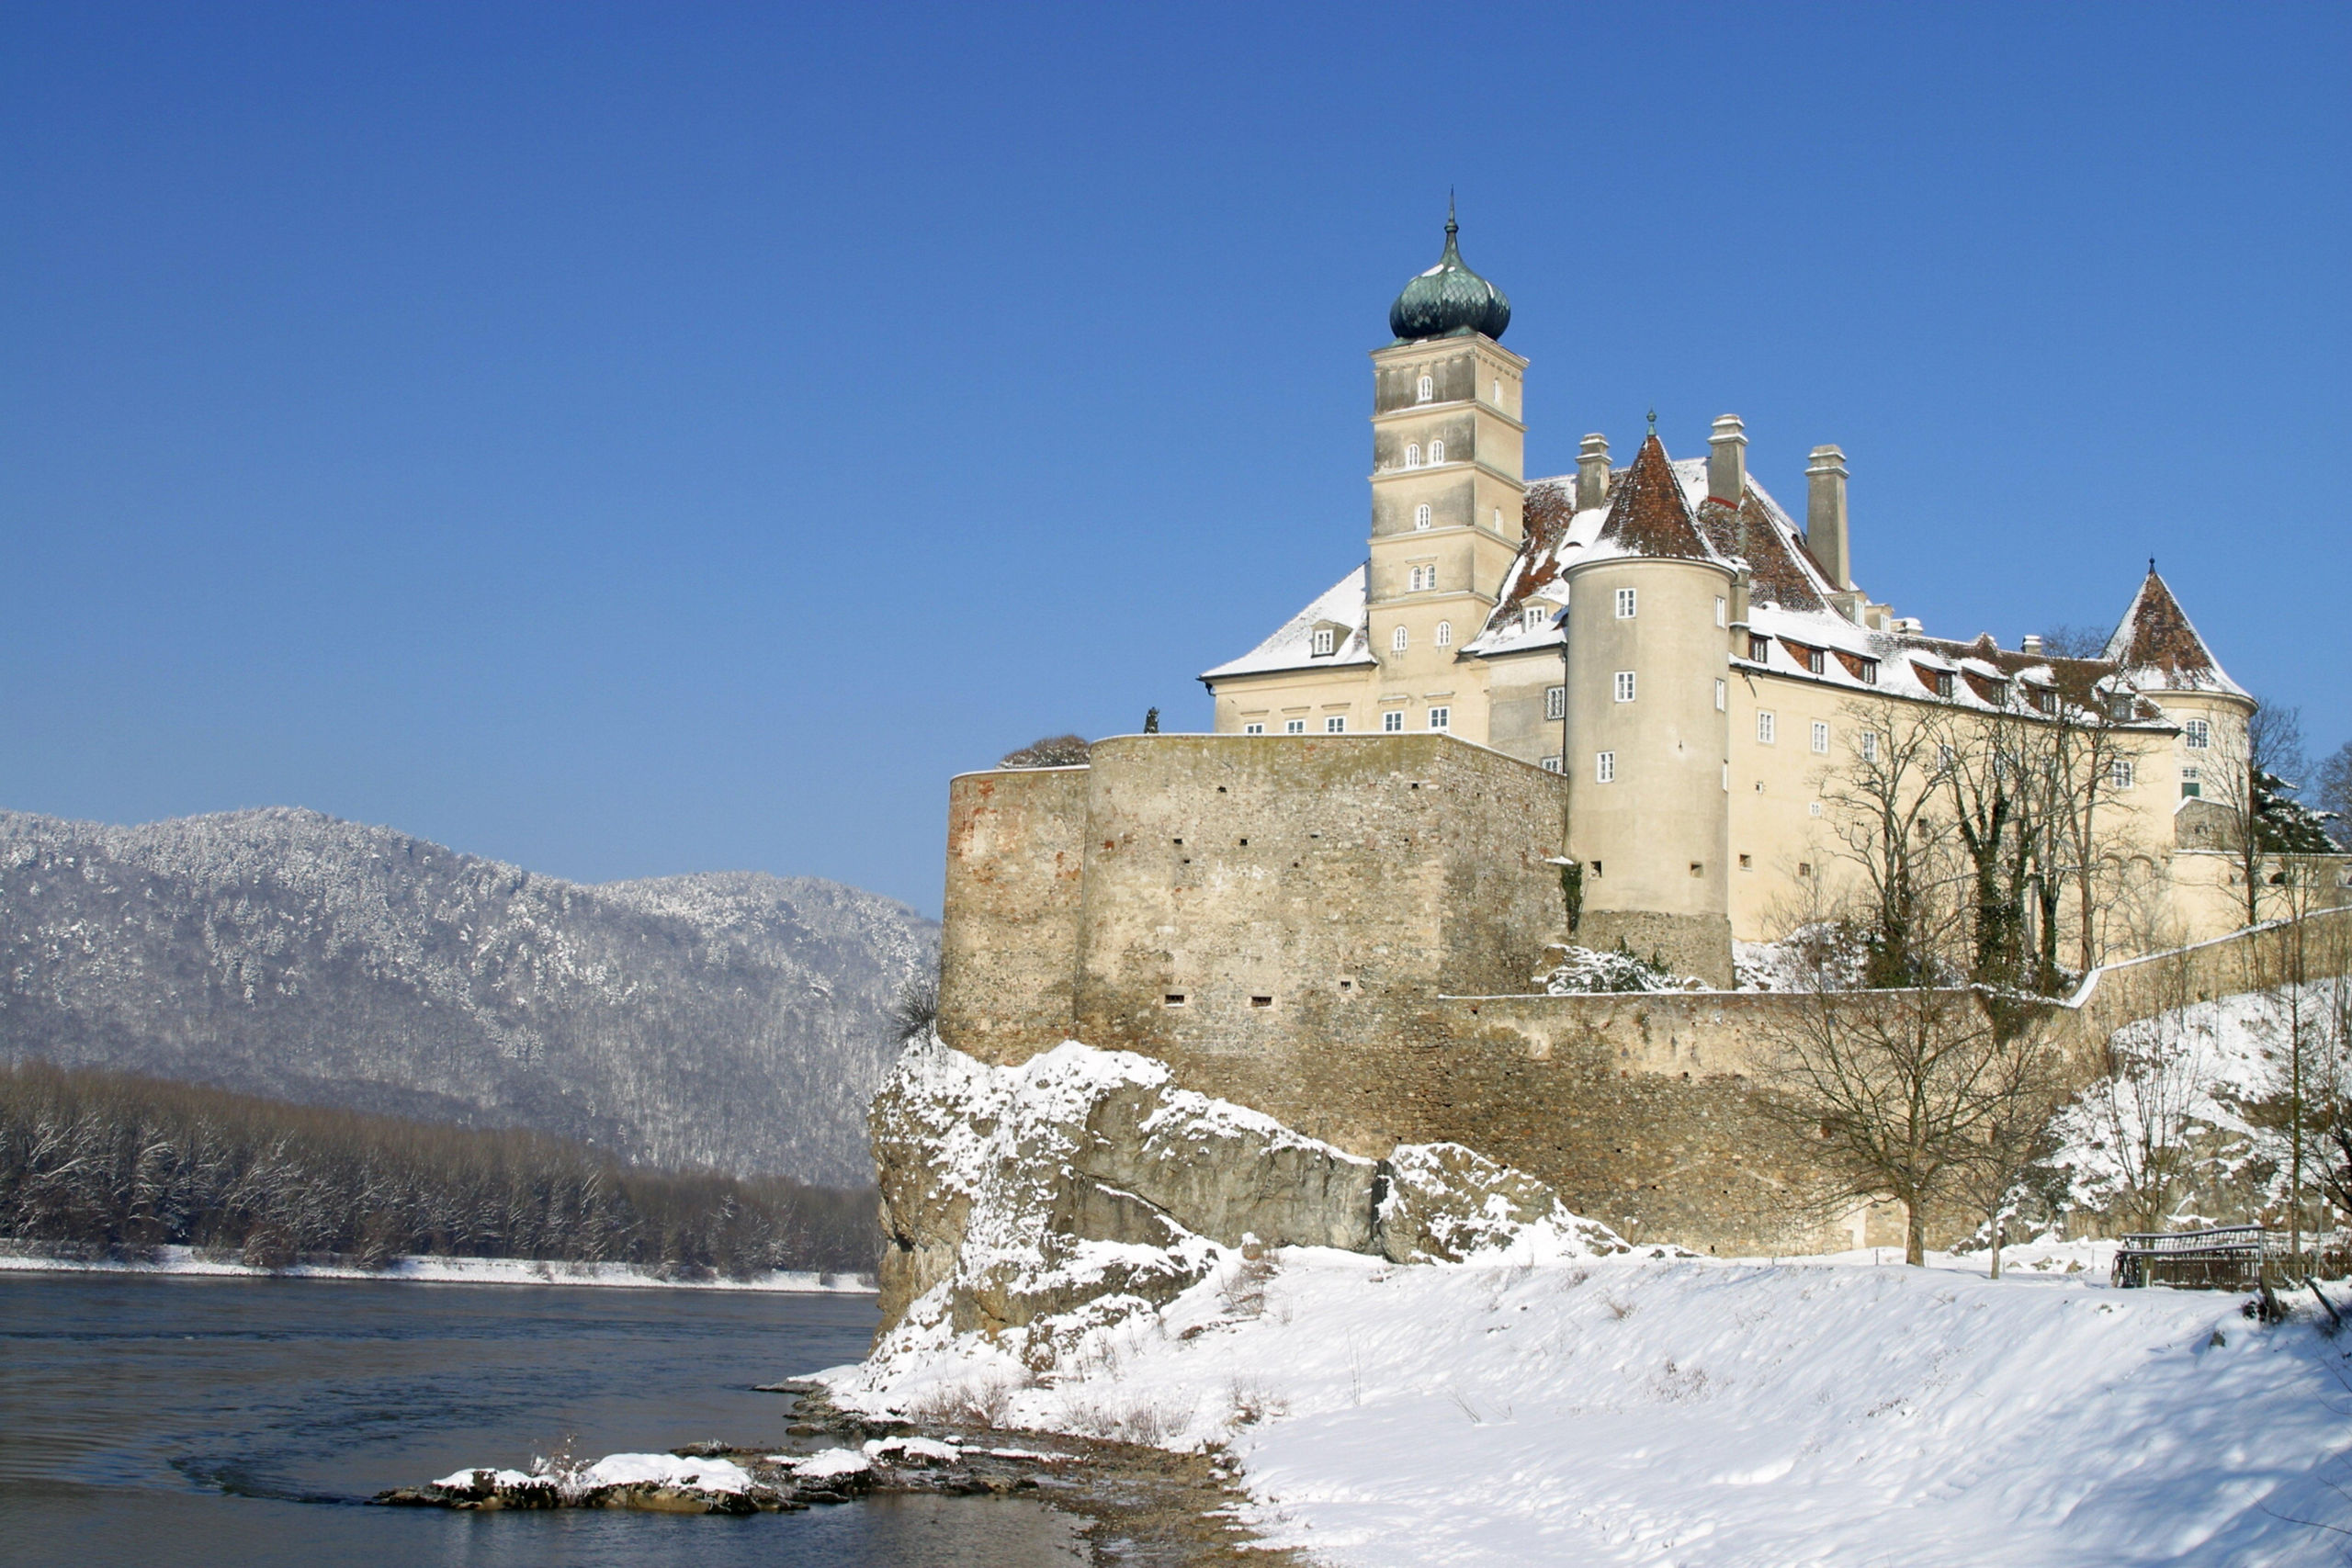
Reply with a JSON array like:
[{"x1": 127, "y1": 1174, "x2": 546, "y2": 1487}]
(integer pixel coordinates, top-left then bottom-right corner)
[
  {"x1": 1416, "y1": 375, "x2": 1433, "y2": 403},
  {"x1": 1392, "y1": 625, "x2": 1408, "y2": 652},
  {"x1": 1414, "y1": 503, "x2": 1431, "y2": 531},
  {"x1": 1428, "y1": 439, "x2": 1444, "y2": 464},
  {"x1": 1492, "y1": 507, "x2": 1503, "y2": 531},
  {"x1": 1404, "y1": 444, "x2": 1421, "y2": 469},
  {"x1": 1435, "y1": 620, "x2": 1453, "y2": 647},
  {"x1": 1492, "y1": 378, "x2": 1502, "y2": 404}
]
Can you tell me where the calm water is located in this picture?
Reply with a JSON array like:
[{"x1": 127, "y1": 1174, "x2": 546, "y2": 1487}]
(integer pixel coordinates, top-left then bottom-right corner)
[{"x1": 0, "y1": 1272, "x2": 1086, "y2": 1567}]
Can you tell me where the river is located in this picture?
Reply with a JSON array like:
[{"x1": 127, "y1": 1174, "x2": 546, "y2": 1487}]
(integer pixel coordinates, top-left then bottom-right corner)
[{"x1": 0, "y1": 1271, "x2": 1087, "y2": 1566}]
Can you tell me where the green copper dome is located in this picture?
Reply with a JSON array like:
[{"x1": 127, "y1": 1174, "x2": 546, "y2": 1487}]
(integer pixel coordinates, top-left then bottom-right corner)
[{"x1": 1388, "y1": 206, "x2": 1510, "y2": 344}]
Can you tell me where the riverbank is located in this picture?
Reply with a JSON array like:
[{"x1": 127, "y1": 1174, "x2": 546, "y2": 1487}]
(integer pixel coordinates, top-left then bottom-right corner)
[{"x1": 0, "y1": 1240, "x2": 874, "y2": 1292}]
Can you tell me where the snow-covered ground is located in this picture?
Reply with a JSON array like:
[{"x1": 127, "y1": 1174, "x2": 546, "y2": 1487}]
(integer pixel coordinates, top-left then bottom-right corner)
[
  {"x1": 0, "y1": 1242, "x2": 874, "y2": 1293},
  {"x1": 828, "y1": 1240, "x2": 2352, "y2": 1565}
]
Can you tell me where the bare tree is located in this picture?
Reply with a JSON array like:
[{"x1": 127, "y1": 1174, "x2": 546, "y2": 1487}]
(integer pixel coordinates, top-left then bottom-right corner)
[
  {"x1": 1820, "y1": 703, "x2": 1959, "y2": 987},
  {"x1": 1943, "y1": 1004, "x2": 2070, "y2": 1278},
  {"x1": 999, "y1": 734, "x2": 1091, "y2": 768},
  {"x1": 2317, "y1": 739, "x2": 2352, "y2": 852},
  {"x1": 2065, "y1": 953, "x2": 2215, "y2": 1234},
  {"x1": 2208, "y1": 702, "x2": 2329, "y2": 929},
  {"x1": 1759, "y1": 983, "x2": 2062, "y2": 1266}
]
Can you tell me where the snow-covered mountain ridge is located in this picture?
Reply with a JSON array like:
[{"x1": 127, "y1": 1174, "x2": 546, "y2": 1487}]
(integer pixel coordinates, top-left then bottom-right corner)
[{"x1": 0, "y1": 807, "x2": 936, "y2": 1184}]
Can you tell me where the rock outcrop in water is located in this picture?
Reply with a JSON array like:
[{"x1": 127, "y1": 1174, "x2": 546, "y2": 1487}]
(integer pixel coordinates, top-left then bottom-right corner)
[{"x1": 867, "y1": 1038, "x2": 1631, "y2": 1348}]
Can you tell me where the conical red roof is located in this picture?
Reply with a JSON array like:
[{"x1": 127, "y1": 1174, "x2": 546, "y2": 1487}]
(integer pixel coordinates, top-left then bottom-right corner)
[
  {"x1": 2102, "y1": 570, "x2": 2244, "y2": 696},
  {"x1": 1592, "y1": 433, "x2": 1714, "y2": 562}
]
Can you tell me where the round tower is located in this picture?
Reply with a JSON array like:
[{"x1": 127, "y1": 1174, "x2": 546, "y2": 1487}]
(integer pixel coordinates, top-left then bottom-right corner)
[{"x1": 1560, "y1": 429, "x2": 1735, "y2": 987}]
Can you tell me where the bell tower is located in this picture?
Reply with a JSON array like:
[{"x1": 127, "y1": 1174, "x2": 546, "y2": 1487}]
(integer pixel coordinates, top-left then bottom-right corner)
[{"x1": 1365, "y1": 205, "x2": 1528, "y2": 736}]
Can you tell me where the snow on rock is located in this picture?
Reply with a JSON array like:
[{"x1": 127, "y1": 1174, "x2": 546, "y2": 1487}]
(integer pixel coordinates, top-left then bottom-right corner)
[
  {"x1": 787, "y1": 1448, "x2": 875, "y2": 1480},
  {"x1": 1536, "y1": 942, "x2": 1707, "y2": 994},
  {"x1": 1377, "y1": 1143, "x2": 1634, "y2": 1265},
  {"x1": 834, "y1": 1243, "x2": 2352, "y2": 1566},
  {"x1": 864, "y1": 1038, "x2": 1629, "y2": 1373}
]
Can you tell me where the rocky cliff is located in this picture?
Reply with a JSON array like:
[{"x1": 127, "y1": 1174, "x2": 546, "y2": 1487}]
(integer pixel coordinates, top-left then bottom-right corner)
[{"x1": 0, "y1": 807, "x2": 937, "y2": 1184}]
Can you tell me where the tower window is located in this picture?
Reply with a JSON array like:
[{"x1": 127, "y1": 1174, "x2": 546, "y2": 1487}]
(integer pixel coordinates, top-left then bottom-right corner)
[
  {"x1": 2181, "y1": 766, "x2": 2200, "y2": 798},
  {"x1": 1414, "y1": 503, "x2": 1432, "y2": 531},
  {"x1": 2111, "y1": 759, "x2": 2135, "y2": 790},
  {"x1": 1544, "y1": 684, "x2": 1566, "y2": 720},
  {"x1": 1416, "y1": 374, "x2": 1434, "y2": 403},
  {"x1": 1408, "y1": 565, "x2": 1436, "y2": 592},
  {"x1": 1326, "y1": 716, "x2": 1347, "y2": 733},
  {"x1": 1284, "y1": 718, "x2": 1306, "y2": 734},
  {"x1": 1311, "y1": 627, "x2": 1336, "y2": 657},
  {"x1": 1492, "y1": 378, "x2": 1502, "y2": 404},
  {"x1": 1392, "y1": 626, "x2": 1408, "y2": 652},
  {"x1": 1404, "y1": 444, "x2": 1422, "y2": 468},
  {"x1": 1428, "y1": 439, "x2": 1444, "y2": 464},
  {"x1": 1244, "y1": 723, "x2": 1264, "y2": 734},
  {"x1": 2184, "y1": 718, "x2": 2210, "y2": 750},
  {"x1": 1811, "y1": 720, "x2": 1830, "y2": 755},
  {"x1": 1615, "y1": 588, "x2": 1637, "y2": 619},
  {"x1": 1714, "y1": 678, "x2": 1726, "y2": 712},
  {"x1": 1428, "y1": 706, "x2": 1450, "y2": 731},
  {"x1": 1757, "y1": 711, "x2": 1776, "y2": 744},
  {"x1": 1715, "y1": 596, "x2": 1727, "y2": 628},
  {"x1": 1613, "y1": 671, "x2": 1636, "y2": 703},
  {"x1": 1435, "y1": 620, "x2": 1453, "y2": 647},
  {"x1": 1596, "y1": 750, "x2": 1615, "y2": 783},
  {"x1": 1383, "y1": 710, "x2": 1403, "y2": 732}
]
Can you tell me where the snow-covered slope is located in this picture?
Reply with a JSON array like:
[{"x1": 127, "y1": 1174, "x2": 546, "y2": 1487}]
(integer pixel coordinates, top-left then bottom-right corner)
[
  {"x1": 833, "y1": 1243, "x2": 2352, "y2": 1565},
  {"x1": 0, "y1": 807, "x2": 936, "y2": 1183}
]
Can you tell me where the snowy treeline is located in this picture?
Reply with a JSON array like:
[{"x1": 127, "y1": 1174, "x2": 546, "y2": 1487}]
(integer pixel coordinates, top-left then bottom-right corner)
[
  {"x1": 0, "y1": 807, "x2": 938, "y2": 1184},
  {"x1": 0, "y1": 1060, "x2": 876, "y2": 1274}
]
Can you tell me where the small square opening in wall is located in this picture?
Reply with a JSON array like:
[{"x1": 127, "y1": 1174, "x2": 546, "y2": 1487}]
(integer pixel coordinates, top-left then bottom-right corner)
[
  {"x1": 1738, "y1": 854, "x2": 1754, "y2": 870},
  {"x1": 1798, "y1": 862, "x2": 1814, "y2": 878},
  {"x1": 1689, "y1": 863, "x2": 1703, "y2": 876},
  {"x1": 1163, "y1": 994, "x2": 1188, "y2": 1007},
  {"x1": 1589, "y1": 861, "x2": 1602, "y2": 877},
  {"x1": 1338, "y1": 978, "x2": 1354, "y2": 992},
  {"x1": 1250, "y1": 995, "x2": 1274, "y2": 1009}
]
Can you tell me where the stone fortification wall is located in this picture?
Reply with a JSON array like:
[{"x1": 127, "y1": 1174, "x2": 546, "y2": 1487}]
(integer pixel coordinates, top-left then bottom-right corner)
[{"x1": 936, "y1": 765, "x2": 1088, "y2": 1055}]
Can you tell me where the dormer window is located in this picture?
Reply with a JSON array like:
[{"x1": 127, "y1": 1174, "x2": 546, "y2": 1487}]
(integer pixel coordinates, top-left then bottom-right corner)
[
  {"x1": 1523, "y1": 605, "x2": 1549, "y2": 633},
  {"x1": 1416, "y1": 374, "x2": 1434, "y2": 403},
  {"x1": 1748, "y1": 633, "x2": 1770, "y2": 661},
  {"x1": 1859, "y1": 659, "x2": 1879, "y2": 685},
  {"x1": 1404, "y1": 444, "x2": 1422, "y2": 468},
  {"x1": 1414, "y1": 503, "x2": 1432, "y2": 531},
  {"x1": 1428, "y1": 439, "x2": 1444, "y2": 463},
  {"x1": 1805, "y1": 648, "x2": 1826, "y2": 676},
  {"x1": 1312, "y1": 628, "x2": 1336, "y2": 657},
  {"x1": 2036, "y1": 688, "x2": 2058, "y2": 716},
  {"x1": 1935, "y1": 671, "x2": 1955, "y2": 700}
]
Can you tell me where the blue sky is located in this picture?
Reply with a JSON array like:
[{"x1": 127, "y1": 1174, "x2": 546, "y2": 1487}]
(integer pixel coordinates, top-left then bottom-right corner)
[{"x1": 5, "y1": 3, "x2": 2345, "y2": 915}]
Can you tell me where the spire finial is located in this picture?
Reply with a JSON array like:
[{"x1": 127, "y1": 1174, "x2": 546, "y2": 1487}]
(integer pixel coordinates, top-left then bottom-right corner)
[
  {"x1": 1646, "y1": 407, "x2": 1657, "y2": 434},
  {"x1": 2149, "y1": 556, "x2": 2156, "y2": 575},
  {"x1": 1446, "y1": 187, "x2": 1457, "y2": 236}
]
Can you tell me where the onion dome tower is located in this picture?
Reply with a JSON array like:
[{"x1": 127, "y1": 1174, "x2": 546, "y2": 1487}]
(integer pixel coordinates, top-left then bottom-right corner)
[
  {"x1": 1363, "y1": 202, "x2": 1529, "y2": 748},
  {"x1": 1388, "y1": 197, "x2": 1512, "y2": 344}
]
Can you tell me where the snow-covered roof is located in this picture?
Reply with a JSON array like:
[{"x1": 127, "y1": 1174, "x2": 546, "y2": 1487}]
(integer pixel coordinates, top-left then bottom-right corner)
[
  {"x1": 1199, "y1": 565, "x2": 1377, "y2": 682},
  {"x1": 2103, "y1": 570, "x2": 2246, "y2": 698}
]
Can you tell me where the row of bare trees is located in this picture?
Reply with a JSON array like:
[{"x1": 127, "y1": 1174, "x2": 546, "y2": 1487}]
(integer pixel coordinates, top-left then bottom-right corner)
[{"x1": 0, "y1": 1060, "x2": 878, "y2": 1275}]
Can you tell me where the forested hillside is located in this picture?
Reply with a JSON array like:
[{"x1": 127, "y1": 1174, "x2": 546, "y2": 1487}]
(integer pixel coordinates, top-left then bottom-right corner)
[
  {"x1": 0, "y1": 1061, "x2": 875, "y2": 1274},
  {"x1": 0, "y1": 807, "x2": 937, "y2": 1184}
]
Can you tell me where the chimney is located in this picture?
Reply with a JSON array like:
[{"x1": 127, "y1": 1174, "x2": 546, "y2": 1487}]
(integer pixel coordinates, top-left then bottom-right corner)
[
  {"x1": 1576, "y1": 434, "x2": 1611, "y2": 511},
  {"x1": 2022, "y1": 634, "x2": 2045, "y2": 659},
  {"x1": 1707, "y1": 414, "x2": 1747, "y2": 503},
  {"x1": 1805, "y1": 445, "x2": 1851, "y2": 591}
]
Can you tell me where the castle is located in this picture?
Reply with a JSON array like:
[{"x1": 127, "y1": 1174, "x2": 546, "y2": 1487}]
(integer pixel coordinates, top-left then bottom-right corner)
[{"x1": 933, "y1": 213, "x2": 2349, "y2": 1251}]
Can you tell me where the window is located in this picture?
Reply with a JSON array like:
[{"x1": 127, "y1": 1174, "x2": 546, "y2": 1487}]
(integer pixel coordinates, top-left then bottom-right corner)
[
  {"x1": 1540, "y1": 756, "x2": 1562, "y2": 773},
  {"x1": 1714, "y1": 678, "x2": 1727, "y2": 712},
  {"x1": 1284, "y1": 718, "x2": 1306, "y2": 735},
  {"x1": 1408, "y1": 564, "x2": 1436, "y2": 592},
  {"x1": 1392, "y1": 626, "x2": 1408, "y2": 652},
  {"x1": 1798, "y1": 862, "x2": 1814, "y2": 878},
  {"x1": 1163, "y1": 993, "x2": 1187, "y2": 1007},
  {"x1": 1492, "y1": 378, "x2": 1502, "y2": 404},
  {"x1": 1613, "y1": 671, "x2": 1636, "y2": 703},
  {"x1": 1250, "y1": 995, "x2": 1274, "y2": 1009},
  {"x1": 2111, "y1": 758, "x2": 2135, "y2": 790},
  {"x1": 1311, "y1": 627, "x2": 1336, "y2": 657},
  {"x1": 1748, "y1": 634, "x2": 1770, "y2": 661},
  {"x1": 1544, "y1": 684, "x2": 1566, "y2": 720},
  {"x1": 2181, "y1": 765, "x2": 2200, "y2": 799},
  {"x1": 1615, "y1": 587, "x2": 1637, "y2": 619},
  {"x1": 1738, "y1": 854, "x2": 1753, "y2": 871},
  {"x1": 1860, "y1": 659, "x2": 1879, "y2": 686},
  {"x1": 1492, "y1": 506, "x2": 1503, "y2": 531},
  {"x1": 1596, "y1": 750, "x2": 1615, "y2": 783},
  {"x1": 1806, "y1": 648, "x2": 1826, "y2": 676},
  {"x1": 1715, "y1": 596, "x2": 1727, "y2": 628},
  {"x1": 1414, "y1": 503, "x2": 1432, "y2": 531},
  {"x1": 1244, "y1": 723, "x2": 1265, "y2": 734},
  {"x1": 1938, "y1": 744, "x2": 1957, "y2": 773},
  {"x1": 1860, "y1": 731, "x2": 1880, "y2": 763},
  {"x1": 1427, "y1": 439, "x2": 1445, "y2": 464},
  {"x1": 1811, "y1": 721, "x2": 1830, "y2": 755},
  {"x1": 1428, "y1": 706, "x2": 1450, "y2": 731},
  {"x1": 2037, "y1": 688, "x2": 2059, "y2": 716},
  {"x1": 1935, "y1": 671, "x2": 1956, "y2": 699},
  {"x1": 1757, "y1": 711, "x2": 1776, "y2": 744},
  {"x1": 1416, "y1": 374, "x2": 1434, "y2": 403},
  {"x1": 1524, "y1": 605, "x2": 1549, "y2": 633},
  {"x1": 1383, "y1": 710, "x2": 1404, "y2": 732},
  {"x1": 2184, "y1": 718, "x2": 2210, "y2": 750},
  {"x1": 1404, "y1": 443, "x2": 1422, "y2": 468},
  {"x1": 1434, "y1": 620, "x2": 1453, "y2": 647}
]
